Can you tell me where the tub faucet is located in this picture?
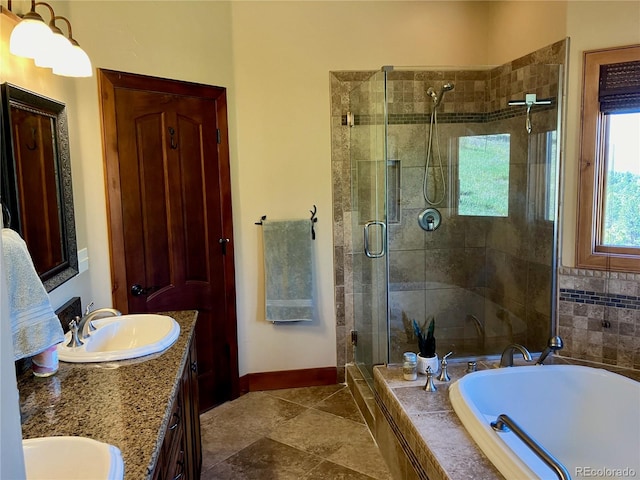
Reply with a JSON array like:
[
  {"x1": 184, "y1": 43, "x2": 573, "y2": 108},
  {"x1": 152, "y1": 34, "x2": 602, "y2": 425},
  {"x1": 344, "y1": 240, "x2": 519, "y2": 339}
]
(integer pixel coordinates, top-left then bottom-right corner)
[
  {"x1": 535, "y1": 336, "x2": 564, "y2": 365},
  {"x1": 78, "y1": 307, "x2": 121, "y2": 340},
  {"x1": 499, "y1": 344, "x2": 532, "y2": 367}
]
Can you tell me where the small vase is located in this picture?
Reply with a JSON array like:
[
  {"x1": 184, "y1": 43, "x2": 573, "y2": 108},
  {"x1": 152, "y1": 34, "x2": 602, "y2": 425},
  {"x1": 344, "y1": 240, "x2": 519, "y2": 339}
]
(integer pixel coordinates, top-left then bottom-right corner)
[{"x1": 417, "y1": 353, "x2": 439, "y2": 375}]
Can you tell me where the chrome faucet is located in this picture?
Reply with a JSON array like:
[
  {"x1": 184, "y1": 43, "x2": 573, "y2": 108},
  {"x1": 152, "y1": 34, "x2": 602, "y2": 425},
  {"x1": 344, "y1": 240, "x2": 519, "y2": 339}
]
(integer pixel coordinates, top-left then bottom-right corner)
[
  {"x1": 66, "y1": 317, "x2": 84, "y2": 348},
  {"x1": 78, "y1": 307, "x2": 121, "y2": 340},
  {"x1": 423, "y1": 366, "x2": 437, "y2": 392},
  {"x1": 535, "y1": 336, "x2": 564, "y2": 365},
  {"x1": 499, "y1": 344, "x2": 532, "y2": 367},
  {"x1": 437, "y1": 351, "x2": 453, "y2": 382}
]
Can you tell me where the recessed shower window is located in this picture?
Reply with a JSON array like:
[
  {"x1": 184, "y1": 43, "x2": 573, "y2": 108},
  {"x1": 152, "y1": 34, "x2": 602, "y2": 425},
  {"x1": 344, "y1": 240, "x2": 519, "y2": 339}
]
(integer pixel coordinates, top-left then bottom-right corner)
[{"x1": 458, "y1": 134, "x2": 510, "y2": 217}]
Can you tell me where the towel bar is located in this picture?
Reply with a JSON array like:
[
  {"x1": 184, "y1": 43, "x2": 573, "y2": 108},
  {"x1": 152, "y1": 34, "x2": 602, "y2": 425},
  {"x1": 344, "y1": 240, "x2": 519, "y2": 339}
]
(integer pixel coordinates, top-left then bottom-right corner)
[{"x1": 255, "y1": 205, "x2": 318, "y2": 240}]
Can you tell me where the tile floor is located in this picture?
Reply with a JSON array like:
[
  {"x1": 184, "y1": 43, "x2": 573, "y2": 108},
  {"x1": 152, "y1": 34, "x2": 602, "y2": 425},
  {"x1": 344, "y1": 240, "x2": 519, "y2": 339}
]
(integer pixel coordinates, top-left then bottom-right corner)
[{"x1": 199, "y1": 384, "x2": 392, "y2": 479}]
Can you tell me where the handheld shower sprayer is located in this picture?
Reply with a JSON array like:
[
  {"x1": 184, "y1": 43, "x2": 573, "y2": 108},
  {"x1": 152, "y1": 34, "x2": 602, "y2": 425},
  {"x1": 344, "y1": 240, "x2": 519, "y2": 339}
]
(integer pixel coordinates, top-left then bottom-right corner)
[
  {"x1": 422, "y1": 81, "x2": 455, "y2": 207},
  {"x1": 432, "y1": 82, "x2": 455, "y2": 109}
]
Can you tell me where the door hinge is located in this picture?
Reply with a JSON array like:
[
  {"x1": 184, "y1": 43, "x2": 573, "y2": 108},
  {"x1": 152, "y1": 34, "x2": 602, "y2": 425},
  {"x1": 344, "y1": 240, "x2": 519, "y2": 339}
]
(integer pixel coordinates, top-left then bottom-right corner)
[
  {"x1": 351, "y1": 330, "x2": 358, "y2": 346},
  {"x1": 346, "y1": 111, "x2": 355, "y2": 128},
  {"x1": 216, "y1": 128, "x2": 221, "y2": 144}
]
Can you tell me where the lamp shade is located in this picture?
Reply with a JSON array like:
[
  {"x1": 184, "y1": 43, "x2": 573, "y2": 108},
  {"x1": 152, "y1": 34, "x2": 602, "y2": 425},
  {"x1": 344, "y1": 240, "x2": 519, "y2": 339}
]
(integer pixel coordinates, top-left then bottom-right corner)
[
  {"x1": 52, "y1": 42, "x2": 92, "y2": 77},
  {"x1": 35, "y1": 31, "x2": 72, "y2": 69},
  {"x1": 9, "y1": 12, "x2": 54, "y2": 59}
]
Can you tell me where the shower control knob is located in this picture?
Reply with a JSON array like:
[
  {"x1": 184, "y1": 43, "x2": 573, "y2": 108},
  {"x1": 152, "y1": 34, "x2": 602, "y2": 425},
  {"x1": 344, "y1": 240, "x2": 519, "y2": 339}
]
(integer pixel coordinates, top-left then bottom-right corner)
[{"x1": 418, "y1": 208, "x2": 442, "y2": 232}]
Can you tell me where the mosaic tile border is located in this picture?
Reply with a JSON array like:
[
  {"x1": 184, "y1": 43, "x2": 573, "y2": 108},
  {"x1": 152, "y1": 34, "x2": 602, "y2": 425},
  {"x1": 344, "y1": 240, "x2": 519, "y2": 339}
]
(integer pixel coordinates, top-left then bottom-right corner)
[
  {"x1": 343, "y1": 103, "x2": 556, "y2": 126},
  {"x1": 559, "y1": 288, "x2": 640, "y2": 309},
  {"x1": 558, "y1": 266, "x2": 640, "y2": 281}
]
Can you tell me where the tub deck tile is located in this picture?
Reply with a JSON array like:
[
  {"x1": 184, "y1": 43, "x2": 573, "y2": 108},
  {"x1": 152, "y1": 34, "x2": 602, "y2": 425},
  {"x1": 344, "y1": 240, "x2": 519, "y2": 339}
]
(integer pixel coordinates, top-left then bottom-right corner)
[{"x1": 374, "y1": 363, "x2": 503, "y2": 480}]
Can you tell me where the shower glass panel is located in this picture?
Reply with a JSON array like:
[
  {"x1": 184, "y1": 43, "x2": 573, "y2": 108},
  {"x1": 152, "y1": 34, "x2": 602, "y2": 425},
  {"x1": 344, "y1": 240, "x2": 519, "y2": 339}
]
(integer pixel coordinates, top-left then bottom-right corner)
[
  {"x1": 349, "y1": 70, "x2": 389, "y2": 384},
  {"x1": 348, "y1": 61, "x2": 563, "y2": 375},
  {"x1": 386, "y1": 64, "x2": 562, "y2": 363}
]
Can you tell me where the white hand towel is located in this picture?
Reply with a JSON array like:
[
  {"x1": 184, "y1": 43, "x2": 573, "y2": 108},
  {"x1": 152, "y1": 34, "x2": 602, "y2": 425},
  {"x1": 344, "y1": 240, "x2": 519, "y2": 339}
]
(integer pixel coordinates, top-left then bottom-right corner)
[
  {"x1": 262, "y1": 219, "x2": 315, "y2": 322},
  {"x1": 2, "y1": 228, "x2": 64, "y2": 360}
]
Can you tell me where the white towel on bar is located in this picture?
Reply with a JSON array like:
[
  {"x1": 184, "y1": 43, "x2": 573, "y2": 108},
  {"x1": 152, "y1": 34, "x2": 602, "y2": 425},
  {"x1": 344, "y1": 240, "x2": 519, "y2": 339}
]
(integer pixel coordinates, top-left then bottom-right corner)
[
  {"x1": 262, "y1": 219, "x2": 314, "y2": 322},
  {"x1": 2, "y1": 228, "x2": 64, "y2": 360}
]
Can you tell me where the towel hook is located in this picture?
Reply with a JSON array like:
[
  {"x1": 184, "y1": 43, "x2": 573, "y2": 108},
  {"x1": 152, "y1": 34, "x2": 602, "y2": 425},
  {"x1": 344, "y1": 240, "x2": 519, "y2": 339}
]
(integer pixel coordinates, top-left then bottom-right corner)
[
  {"x1": 168, "y1": 127, "x2": 178, "y2": 149},
  {"x1": 310, "y1": 205, "x2": 318, "y2": 240}
]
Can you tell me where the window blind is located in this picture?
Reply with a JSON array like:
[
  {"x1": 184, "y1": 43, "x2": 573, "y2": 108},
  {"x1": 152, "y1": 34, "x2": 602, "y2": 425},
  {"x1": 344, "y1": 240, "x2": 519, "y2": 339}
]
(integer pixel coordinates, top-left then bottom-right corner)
[{"x1": 599, "y1": 60, "x2": 640, "y2": 114}]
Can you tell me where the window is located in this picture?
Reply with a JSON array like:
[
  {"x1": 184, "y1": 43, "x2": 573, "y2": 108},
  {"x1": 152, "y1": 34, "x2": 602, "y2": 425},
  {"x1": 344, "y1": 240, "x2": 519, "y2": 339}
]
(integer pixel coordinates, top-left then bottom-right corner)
[
  {"x1": 458, "y1": 134, "x2": 510, "y2": 217},
  {"x1": 576, "y1": 45, "x2": 640, "y2": 272}
]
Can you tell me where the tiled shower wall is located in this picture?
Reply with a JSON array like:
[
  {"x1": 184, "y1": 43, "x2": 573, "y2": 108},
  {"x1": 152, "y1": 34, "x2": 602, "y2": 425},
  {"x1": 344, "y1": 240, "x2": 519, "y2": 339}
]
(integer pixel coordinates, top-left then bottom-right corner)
[
  {"x1": 558, "y1": 268, "x2": 640, "y2": 369},
  {"x1": 331, "y1": 40, "x2": 577, "y2": 376},
  {"x1": 384, "y1": 104, "x2": 559, "y2": 361}
]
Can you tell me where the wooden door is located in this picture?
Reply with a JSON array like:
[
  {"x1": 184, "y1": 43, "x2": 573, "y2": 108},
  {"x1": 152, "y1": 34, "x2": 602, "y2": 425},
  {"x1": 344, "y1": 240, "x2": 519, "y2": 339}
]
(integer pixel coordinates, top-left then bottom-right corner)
[{"x1": 98, "y1": 69, "x2": 239, "y2": 411}]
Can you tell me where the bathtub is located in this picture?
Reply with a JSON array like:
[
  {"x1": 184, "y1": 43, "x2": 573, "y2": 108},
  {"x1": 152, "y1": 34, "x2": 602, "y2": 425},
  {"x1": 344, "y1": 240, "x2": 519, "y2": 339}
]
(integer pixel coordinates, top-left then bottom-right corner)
[{"x1": 450, "y1": 365, "x2": 640, "y2": 480}]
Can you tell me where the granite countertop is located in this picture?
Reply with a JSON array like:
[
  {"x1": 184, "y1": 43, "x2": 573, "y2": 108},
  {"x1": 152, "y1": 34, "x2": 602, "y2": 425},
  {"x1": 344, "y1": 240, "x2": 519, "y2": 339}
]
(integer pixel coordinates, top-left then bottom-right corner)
[
  {"x1": 374, "y1": 355, "x2": 640, "y2": 480},
  {"x1": 17, "y1": 310, "x2": 198, "y2": 480}
]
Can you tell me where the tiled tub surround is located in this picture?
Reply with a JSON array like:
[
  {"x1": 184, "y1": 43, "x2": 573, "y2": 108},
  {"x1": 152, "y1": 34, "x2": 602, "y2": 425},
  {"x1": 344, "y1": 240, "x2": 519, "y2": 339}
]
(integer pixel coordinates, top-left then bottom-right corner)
[
  {"x1": 17, "y1": 310, "x2": 198, "y2": 480},
  {"x1": 558, "y1": 267, "x2": 640, "y2": 369},
  {"x1": 331, "y1": 39, "x2": 568, "y2": 373},
  {"x1": 372, "y1": 359, "x2": 640, "y2": 480}
]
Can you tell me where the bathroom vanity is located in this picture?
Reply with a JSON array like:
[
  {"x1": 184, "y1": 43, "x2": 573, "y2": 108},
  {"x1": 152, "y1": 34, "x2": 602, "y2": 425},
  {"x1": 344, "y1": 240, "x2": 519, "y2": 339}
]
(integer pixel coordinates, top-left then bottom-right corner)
[{"x1": 17, "y1": 310, "x2": 201, "y2": 480}]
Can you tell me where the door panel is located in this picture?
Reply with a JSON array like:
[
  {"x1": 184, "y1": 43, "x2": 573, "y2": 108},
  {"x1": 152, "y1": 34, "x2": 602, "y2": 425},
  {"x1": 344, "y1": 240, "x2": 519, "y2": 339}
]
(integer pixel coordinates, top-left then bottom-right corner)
[
  {"x1": 99, "y1": 70, "x2": 239, "y2": 411},
  {"x1": 176, "y1": 115, "x2": 208, "y2": 283}
]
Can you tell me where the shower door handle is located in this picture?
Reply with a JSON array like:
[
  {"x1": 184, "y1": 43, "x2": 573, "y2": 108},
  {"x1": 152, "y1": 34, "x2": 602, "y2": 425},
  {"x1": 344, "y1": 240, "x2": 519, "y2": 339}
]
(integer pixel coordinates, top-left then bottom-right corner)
[{"x1": 364, "y1": 221, "x2": 386, "y2": 258}]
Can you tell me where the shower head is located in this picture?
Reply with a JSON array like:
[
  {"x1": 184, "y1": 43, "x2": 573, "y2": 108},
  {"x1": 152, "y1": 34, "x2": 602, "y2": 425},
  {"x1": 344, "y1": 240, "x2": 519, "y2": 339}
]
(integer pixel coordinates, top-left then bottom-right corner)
[{"x1": 432, "y1": 82, "x2": 454, "y2": 109}]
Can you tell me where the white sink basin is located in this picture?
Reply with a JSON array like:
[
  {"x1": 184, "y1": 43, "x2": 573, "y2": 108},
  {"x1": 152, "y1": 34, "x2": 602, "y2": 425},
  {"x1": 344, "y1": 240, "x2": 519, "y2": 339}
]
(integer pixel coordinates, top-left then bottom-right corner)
[
  {"x1": 58, "y1": 314, "x2": 180, "y2": 363},
  {"x1": 23, "y1": 436, "x2": 124, "y2": 479}
]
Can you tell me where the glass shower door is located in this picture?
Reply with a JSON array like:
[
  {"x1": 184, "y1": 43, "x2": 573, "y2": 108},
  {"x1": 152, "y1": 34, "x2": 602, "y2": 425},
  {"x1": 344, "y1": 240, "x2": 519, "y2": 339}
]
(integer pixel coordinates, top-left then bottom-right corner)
[{"x1": 349, "y1": 71, "x2": 389, "y2": 384}]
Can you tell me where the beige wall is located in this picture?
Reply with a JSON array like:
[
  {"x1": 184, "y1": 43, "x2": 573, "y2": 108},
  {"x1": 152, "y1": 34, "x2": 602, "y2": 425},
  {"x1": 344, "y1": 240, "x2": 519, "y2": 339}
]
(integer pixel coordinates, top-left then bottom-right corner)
[
  {"x1": 486, "y1": 1, "x2": 568, "y2": 65},
  {"x1": 2, "y1": 1, "x2": 638, "y2": 377},
  {"x1": 63, "y1": 0, "x2": 235, "y2": 314},
  {"x1": 230, "y1": 1, "x2": 492, "y2": 374}
]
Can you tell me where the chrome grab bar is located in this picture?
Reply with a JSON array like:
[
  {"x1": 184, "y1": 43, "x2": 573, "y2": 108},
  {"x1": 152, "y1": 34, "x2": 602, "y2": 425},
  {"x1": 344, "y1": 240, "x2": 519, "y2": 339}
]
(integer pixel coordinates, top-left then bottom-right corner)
[
  {"x1": 491, "y1": 413, "x2": 571, "y2": 480},
  {"x1": 363, "y1": 221, "x2": 386, "y2": 258}
]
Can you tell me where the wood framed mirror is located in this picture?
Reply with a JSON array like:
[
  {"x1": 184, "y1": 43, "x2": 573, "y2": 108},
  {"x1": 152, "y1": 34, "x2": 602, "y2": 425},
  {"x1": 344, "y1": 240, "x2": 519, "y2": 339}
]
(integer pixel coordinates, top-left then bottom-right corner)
[{"x1": 1, "y1": 83, "x2": 78, "y2": 291}]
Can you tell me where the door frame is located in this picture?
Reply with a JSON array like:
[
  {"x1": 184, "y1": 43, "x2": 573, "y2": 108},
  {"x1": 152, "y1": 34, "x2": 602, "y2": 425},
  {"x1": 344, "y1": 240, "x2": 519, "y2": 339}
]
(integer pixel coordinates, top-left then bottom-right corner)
[{"x1": 97, "y1": 69, "x2": 239, "y2": 399}]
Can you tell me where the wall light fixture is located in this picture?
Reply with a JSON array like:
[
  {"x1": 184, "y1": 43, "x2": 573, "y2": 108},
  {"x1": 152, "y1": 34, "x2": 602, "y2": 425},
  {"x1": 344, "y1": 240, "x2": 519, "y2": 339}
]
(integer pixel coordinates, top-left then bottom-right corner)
[{"x1": 7, "y1": 0, "x2": 92, "y2": 77}]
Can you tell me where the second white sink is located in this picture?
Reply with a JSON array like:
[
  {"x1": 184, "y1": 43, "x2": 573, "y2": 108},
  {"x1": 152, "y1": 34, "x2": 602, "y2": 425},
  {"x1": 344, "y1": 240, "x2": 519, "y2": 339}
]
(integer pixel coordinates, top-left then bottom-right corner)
[
  {"x1": 23, "y1": 436, "x2": 124, "y2": 479},
  {"x1": 58, "y1": 314, "x2": 180, "y2": 363}
]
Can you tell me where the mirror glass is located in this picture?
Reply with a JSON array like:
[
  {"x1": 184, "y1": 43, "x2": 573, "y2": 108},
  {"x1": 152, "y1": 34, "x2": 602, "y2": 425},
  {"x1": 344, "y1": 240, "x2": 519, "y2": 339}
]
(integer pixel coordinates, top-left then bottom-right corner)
[{"x1": 1, "y1": 83, "x2": 78, "y2": 291}]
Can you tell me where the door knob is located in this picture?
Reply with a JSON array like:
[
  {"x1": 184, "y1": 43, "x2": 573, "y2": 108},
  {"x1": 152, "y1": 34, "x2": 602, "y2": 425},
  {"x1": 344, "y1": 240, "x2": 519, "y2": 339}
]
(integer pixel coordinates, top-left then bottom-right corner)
[{"x1": 219, "y1": 238, "x2": 230, "y2": 255}]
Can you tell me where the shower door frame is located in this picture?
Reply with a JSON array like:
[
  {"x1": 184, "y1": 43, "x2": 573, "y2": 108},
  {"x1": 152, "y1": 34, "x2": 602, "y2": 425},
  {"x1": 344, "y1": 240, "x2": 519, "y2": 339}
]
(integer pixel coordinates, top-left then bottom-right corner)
[{"x1": 349, "y1": 69, "x2": 391, "y2": 384}]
